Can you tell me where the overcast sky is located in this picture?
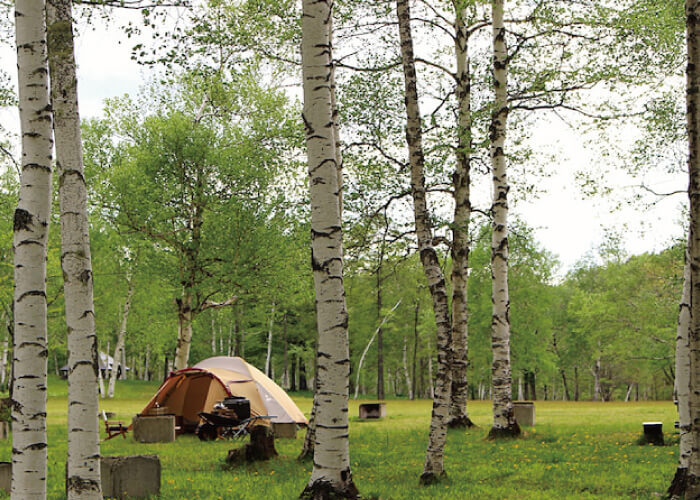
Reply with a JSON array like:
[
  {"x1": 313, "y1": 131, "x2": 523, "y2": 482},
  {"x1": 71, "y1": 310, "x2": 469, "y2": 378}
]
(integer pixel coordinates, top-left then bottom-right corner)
[{"x1": 0, "y1": 12, "x2": 687, "y2": 276}]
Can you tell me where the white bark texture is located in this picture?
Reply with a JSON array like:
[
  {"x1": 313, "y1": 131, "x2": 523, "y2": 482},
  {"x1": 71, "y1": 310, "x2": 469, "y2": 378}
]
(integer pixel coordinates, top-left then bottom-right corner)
[
  {"x1": 300, "y1": 1, "x2": 357, "y2": 497},
  {"x1": 396, "y1": 0, "x2": 453, "y2": 483},
  {"x1": 489, "y1": 0, "x2": 519, "y2": 438},
  {"x1": 670, "y1": 246, "x2": 692, "y2": 497},
  {"x1": 12, "y1": 0, "x2": 53, "y2": 497},
  {"x1": 108, "y1": 277, "x2": 134, "y2": 399},
  {"x1": 265, "y1": 302, "x2": 275, "y2": 377},
  {"x1": 402, "y1": 335, "x2": 412, "y2": 400},
  {"x1": 46, "y1": 0, "x2": 102, "y2": 496},
  {"x1": 448, "y1": 1, "x2": 473, "y2": 429},
  {"x1": 686, "y1": 2, "x2": 700, "y2": 496},
  {"x1": 174, "y1": 293, "x2": 193, "y2": 370}
]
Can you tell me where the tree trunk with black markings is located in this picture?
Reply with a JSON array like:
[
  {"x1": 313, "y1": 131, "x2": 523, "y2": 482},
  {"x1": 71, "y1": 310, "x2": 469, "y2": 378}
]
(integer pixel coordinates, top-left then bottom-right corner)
[
  {"x1": 13, "y1": 0, "x2": 53, "y2": 496},
  {"x1": 47, "y1": 1, "x2": 103, "y2": 494},
  {"x1": 396, "y1": 0, "x2": 454, "y2": 483},
  {"x1": 488, "y1": 0, "x2": 520, "y2": 439},
  {"x1": 300, "y1": 1, "x2": 357, "y2": 497},
  {"x1": 448, "y1": 1, "x2": 474, "y2": 430}
]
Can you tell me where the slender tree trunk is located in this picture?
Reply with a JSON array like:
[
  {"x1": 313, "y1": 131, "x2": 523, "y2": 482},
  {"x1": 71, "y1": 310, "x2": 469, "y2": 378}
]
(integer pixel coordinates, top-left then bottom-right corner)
[
  {"x1": 1, "y1": 330, "x2": 8, "y2": 388},
  {"x1": 282, "y1": 312, "x2": 289, "y2": 389},
  {"x1": 219, "y1": 324, "x2": 223, "y2": 354},
  {"x1": 687, "y1": 1, "x2": 700, "y2": 496},
  {"x1": 592, "y1": 359, "x2": 602, "y2": 402},
  {"x1": 355, "y1": 300, "x2": 402, "y2": 399},
  {"x1": 448, "y1": 0, "x2": 474, "y2": 431},
  {"x1": 376, "y1": 261, "x2": 384, "y2": 400},
  {"x1": 560, "y1": 370, "x2": 571, "y2": 401},
  {"x1": 228, "y1": 322, "x2": 234, "y2": 357},
  {"x1": 412, "y1": 302, "x2": 419, "y2": 400},
  {"x1": 673, "y1": 244, "x2": 692, "y2": 498},
  {"x1": 428, "y1": 354, "x2": 435, "y2": 399},
  {"x1": 488, "y1": 0, "x2": 519, "y2": 439},
  {"x1": 108, "y1": 277, "x2": 134, "y2": 398},
  {"x1": 396, "y1": 0, "x2": 454, "y2": 483},
  {"x1": 517, "y1": 376, "x2": 523, "y2": 401},
  {"x1": 266, "y1": 302, "x2": 276, "y2": 377},
  {"x1": 403, "y1": 335, "x2": 412, "y2": 400},
  {"x1": 174, "y1": 289, "x2": 194, "y2": 370},
  {"x1": 144, "y1": 346, "x2": 150, "y2": 381},
  {"x1": 211, "y1": 315, "x2": 216, "y2": 354},
  {"x1": 300, "y1": 1, "x2": 357, "y2": 497},
  {"x1": 574, "y1": 366, "x2": 580, "y2": 401},
  {"x1": 12, "y1": 0, "x2": 53, "y2": 496}
]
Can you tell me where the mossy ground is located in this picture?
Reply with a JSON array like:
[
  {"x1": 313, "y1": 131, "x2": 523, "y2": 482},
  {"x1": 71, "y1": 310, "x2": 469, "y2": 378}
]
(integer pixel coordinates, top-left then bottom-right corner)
[{"x1": 0, "y1": 377, "x2": 679, "y2": 499}]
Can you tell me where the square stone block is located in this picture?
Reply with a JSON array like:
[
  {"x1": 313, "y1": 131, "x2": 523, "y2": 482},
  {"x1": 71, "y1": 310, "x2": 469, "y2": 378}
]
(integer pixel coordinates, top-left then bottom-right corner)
[
  {"x1": 359, "y1": 403, "x2": 386, "y2": 419},
  {"x1": 132, "y1": 414, "x2": 175, "y2": 443},
  {"x1": 102, "y1": 455, "x2": 160, "y2": 499},
  {"x1": 272, "y1": 422, "x2": 297, "y2": 439},
  {"x1": 513, "y1": 401, "x2": 535, "y2": 427},
  {"x1": 0, "y1": 462, "x2": 9, "y2": 493}
]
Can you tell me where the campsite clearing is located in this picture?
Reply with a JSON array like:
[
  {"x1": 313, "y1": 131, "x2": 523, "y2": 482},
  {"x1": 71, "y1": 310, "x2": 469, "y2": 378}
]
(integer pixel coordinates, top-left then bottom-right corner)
[{"x1": 0, "y1": 377, "x2": 679, "y2": 499}]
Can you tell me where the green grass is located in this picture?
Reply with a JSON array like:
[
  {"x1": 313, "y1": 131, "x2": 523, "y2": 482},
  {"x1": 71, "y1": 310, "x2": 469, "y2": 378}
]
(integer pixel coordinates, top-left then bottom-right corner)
[{"x1": 0, "y1": 377, "x2": 680, "y2": 499}]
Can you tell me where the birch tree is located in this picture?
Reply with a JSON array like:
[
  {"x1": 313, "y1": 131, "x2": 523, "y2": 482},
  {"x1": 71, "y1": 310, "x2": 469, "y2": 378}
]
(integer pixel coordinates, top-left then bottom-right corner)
[
  {"x1": 669, "y1": 245, "x2": 691, "y2": 498},
  {"x1": 12, "y1": 0, "x2": 53, "y2": 496},
  {"x1": 107, "y1": 273, "x2": 134, "y2": 398},
  {"x1": 488, "y1": 0, "x2": 520, "y2": 438},
  {"x1": 685, "y1": 0, "x2": 700, "y2": 496},
  {"x1": 300, "y1": 0, "x2": 358, "y2": 497},
  {"x1": 396, "y1": 0, "x2": 454, "y2": 484},
  {"x1": 46, "y1": 0, "x2": 102, "y2": 495}
]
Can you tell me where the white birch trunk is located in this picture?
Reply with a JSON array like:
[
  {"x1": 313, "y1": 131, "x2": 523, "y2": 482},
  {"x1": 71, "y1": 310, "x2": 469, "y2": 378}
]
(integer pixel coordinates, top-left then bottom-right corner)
[
  {"x1": 108, "y1": 277, "x2": 134, "y2": 399},
  {"x1": 670, "y1": 243, "x2": 692, "y2": 497},
  {"x1": 517, "y1": 376, "x2": 524, "y2": 401},
  {"x1": 396, "y1": 0, "x2": 454, "y2": 483},
  {"x1": 47, "y1": 0, "x2": 102, "y2": 494},
  {"x1": 174, "y1": 293, "x2": 193, "y2": 370},
  {"x1": 448, "y1": 0, "x2": 474, "y2": 430},
  {"x1": 592, "y1": 358, "x2": 602, "y2": 402},
  {"x1": 354, "y1": 300, "x2": 401, "y2": 399},
  {"x1": 12, "y1": 0, "x2": 53, "y2": 496},
  {"x1": 211, "y1": 316, "x2": 216, "y2": 354},
  {"x1": 402, "y1": 335, "x2": 412, "y2": 400},
  {"x1": 488, "y1": 0, "x2": 519, "y2": 438},
  {"x1": 686, "y1": 1, "x2": 700, "y2": 494},
  {"x1": 428, "y1": 354, "x2": 434, "y2": 400},
  {"x1": 0, "y1": 328, "x2": 7, "y2": 388},
  {"x1": 265, "y1": 302, "x2": 275, "y2": 377},
  {"x1": 97, "y1": 365, "x2": 104, "y2": 399},
  {"x1": 301, "y1": 1, "x2": 357, "y2": 496}
]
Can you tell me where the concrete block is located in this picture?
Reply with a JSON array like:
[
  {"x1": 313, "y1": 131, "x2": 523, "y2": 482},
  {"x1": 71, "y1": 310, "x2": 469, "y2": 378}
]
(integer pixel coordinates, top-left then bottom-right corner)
[
  {"x1": 359, "y1": 403, "x2": 386, "y2": 419},
  {"x1": 102, "y1": 455, "x2": 160, "y2": 499},
  {"x1": 132, "y1": 414, "x2": 175, "y2": 443},
  {"x1": 272, "y1": 422, "x2": 297, "y2": 439},
  {"x1": 0, "y1": 462, "x2": 10, "y2": 493},
  {"x1": 513, "y1": 402, "x2": 535, "y2": 427}
]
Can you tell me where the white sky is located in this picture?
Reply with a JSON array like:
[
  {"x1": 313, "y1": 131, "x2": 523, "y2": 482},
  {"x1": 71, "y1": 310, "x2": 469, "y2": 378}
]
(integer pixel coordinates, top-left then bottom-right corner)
[{"x1": 0, "y1": 12, "x2": 687, "y2": 276}]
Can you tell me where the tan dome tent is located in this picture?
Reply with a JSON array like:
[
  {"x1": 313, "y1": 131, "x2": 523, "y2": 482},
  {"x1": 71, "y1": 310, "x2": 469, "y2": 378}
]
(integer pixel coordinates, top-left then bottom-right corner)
[{"x1": 138, "y1": 356, "x2": 308, "y2": 433}]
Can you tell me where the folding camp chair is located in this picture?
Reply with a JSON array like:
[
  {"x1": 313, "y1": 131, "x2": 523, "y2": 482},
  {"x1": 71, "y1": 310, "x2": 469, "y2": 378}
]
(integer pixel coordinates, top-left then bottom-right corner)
[{"x1": 102, "y1": 410, "x2": 127, "y2": 440}]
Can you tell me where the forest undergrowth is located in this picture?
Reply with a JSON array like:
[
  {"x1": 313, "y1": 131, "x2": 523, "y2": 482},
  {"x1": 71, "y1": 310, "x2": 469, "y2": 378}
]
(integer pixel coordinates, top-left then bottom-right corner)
[{"x1": 0, "y1": 377, "x2": 677, "y2": 499}]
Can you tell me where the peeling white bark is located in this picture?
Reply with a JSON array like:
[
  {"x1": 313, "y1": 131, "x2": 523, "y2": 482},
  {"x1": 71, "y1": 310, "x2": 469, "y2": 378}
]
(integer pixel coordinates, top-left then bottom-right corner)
[
  {"x1": 301, "y1": 1, "x2": 357, "y2": 496},
  {"x1": 47, "y1": 0, "x2": 102, "y2": 495},
  {"x1": 265, "y1": 302, "x2": 275, "y2": 377},
  {"x1": 12, "y1": 0, "x2": 53, "y2": 496},
  {"x1": 685, "y1": 1, "x2": 700, "y2": 495},
  {"x1": 108, "y1": 276, "x2": 134, "y2": 399},
  {"x1": 448, "y1": 1, "x2": 473, "y2": 428},
  {"x1": 396, "y1": 0, "x2": 454, "y2": 482},
  {"x1": 489, "y1": 0, "x2": 519, "y2": 438}
]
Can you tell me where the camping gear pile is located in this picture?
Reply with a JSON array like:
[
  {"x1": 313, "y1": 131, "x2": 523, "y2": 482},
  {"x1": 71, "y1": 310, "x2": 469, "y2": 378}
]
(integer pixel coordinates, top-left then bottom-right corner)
[
  {"x1": 196, "y1": 396, "x2": 273, "y2": 441},
  {"x1": 136, "y1": 356, "x2": 307, "y2": 436}
]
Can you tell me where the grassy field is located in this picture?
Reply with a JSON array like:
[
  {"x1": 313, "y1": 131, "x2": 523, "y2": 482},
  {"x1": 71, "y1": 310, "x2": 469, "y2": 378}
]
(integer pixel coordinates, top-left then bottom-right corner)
[{"x1": 0, "y1": 377, "x2": 680, "y2": 499}]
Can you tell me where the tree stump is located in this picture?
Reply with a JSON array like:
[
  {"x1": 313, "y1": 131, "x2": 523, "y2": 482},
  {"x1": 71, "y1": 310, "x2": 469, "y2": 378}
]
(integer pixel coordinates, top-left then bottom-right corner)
[
  {"x1": 641, "y1": 422, "x2": 664, "y2": 446},
  {"x1": 226, "y1": 426, "x2": 278, "y2": 464}
]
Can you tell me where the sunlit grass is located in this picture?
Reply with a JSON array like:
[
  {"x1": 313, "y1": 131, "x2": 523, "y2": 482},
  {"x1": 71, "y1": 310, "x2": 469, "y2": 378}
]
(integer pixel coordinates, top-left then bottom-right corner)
[{"x1": 0, "y1": 377, "x2": 679, "y2": 499}]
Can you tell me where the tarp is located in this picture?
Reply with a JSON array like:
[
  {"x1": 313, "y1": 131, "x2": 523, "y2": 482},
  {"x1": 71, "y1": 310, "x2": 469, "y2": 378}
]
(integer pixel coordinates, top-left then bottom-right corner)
[{"x1": 138, "y1": 356, "x2": 308, "y2": 430}]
